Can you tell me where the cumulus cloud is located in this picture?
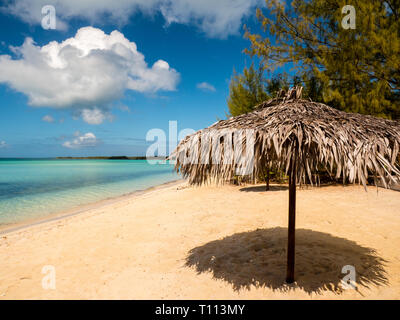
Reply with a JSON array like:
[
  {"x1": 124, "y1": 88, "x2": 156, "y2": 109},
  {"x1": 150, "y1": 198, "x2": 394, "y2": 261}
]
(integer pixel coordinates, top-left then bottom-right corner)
[
  {"x1": 0, "y1": 141, "x2": 7, "y2": 148},
  {"x1": 2, "y1": 0, "x2": 263, "y2": 38},
  {"x1": 0, "y1": 26, "x2": 180, "y2": 124},
  {"x1": 196, "y1": 82, "x2": 216, "y2": 92},
  {"x1": 62, "y1": 132, "x2": 99, "y2": 149},
  {"x1": 42, "y1": 115, "x2": 55, "y2": 123},
  {"x1": 80, "y1": 108, "x2": 114, "y2": 125}
]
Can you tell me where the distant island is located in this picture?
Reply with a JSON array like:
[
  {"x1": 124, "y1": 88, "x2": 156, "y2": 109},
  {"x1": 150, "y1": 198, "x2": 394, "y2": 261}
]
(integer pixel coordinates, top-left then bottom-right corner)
[{"x1": 56, "y1": 156, "x2": 167, "y2": 160}]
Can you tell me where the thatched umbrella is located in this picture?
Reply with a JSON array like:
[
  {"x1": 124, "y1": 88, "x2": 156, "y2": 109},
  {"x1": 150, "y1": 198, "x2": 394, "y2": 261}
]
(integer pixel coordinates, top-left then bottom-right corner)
[{"x1": 170, "y1": 87, "x2": 400, "y2": 283}]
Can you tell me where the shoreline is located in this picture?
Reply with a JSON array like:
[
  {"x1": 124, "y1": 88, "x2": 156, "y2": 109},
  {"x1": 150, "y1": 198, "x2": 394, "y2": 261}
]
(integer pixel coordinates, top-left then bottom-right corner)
[
  {"x1": 0, "y1": 179, "x2": 184, "y2": 236},
  {"x1": 0, "y1": 183, "x2": 399, "y2": 299},
  {"x1": 2, "y1": 180, "x2": 397, "y2": 237}
]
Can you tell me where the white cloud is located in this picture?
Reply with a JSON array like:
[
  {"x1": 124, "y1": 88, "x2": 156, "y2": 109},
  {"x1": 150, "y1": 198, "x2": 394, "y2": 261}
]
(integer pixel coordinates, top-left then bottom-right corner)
[
  {"x1": 80, "y1": 108, "x2": 113, "y2": 125},
  {"x1": 197, "y1": 82, "x2": 216, "y2": 92},
  {"x1": 2, "y1": 0, "x2": 263, "y2": 38},
  {"x1": 62, "y1": 132, "x2": 99, "y2": 149},
  {"x1": 0, "y1": 26, "x2": 180, "y2": 124},
  {"x1": 42, "y1": 115, "x2": 55, "y2": 123},
  {"x1": 0, "y1": 141, "x2": 7, "y2": 148}
]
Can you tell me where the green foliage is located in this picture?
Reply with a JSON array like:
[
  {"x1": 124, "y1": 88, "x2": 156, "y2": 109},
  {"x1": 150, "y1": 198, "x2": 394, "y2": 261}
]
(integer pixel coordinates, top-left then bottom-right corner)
[
  {"x1": 303, "y1": 76, "x2": 324, "y2": 102},
  {"x1": 227, "y1": 63, "x2": 270, "y2": 116},
  {"x1": 245, "y1": 0, "x2": 400, "y2": 119},
  {"x1": 227, "y1": 64, "x2": 303, "y2": 117},
  {"x1": 266, "y1": 73, "x2": 290, "y2": 96},
  {"x1": 227, "y1": 65, "x2": 324, "y2": 118}
]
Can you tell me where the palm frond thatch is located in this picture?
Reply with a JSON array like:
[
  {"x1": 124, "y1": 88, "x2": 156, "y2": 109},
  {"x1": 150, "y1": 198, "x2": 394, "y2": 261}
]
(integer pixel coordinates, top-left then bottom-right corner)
[{"x1": 171, "y1": 88, "x2": 400, "y2": 188}]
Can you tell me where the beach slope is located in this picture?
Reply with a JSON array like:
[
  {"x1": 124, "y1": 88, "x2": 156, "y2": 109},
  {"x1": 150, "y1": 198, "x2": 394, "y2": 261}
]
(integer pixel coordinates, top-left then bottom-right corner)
[{"x1": 0, "y1": 183, "x2": 399, "y2": 299}]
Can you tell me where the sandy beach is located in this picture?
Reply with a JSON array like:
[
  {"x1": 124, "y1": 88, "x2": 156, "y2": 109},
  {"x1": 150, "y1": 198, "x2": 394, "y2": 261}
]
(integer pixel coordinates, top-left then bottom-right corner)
[{"x1": 0, "y1": 182, "x2": 399, "y2": 299}]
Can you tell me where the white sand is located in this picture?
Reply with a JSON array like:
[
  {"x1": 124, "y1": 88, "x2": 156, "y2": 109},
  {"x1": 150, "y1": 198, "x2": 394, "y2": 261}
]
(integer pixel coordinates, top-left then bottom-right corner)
[{"x1": 0, "y1": 182, "x2": 399, "y2": 299}]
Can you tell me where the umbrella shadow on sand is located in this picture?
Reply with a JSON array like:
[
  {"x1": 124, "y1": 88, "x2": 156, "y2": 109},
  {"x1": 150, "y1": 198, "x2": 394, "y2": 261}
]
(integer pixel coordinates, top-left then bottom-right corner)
[
  {"x1": 239, "y1": 185, "x2": 288, "y2": 192},
  {"x1": 186, "y1": 227, "x2": 388, "y2": 295},
  {"x1": 238, "y1": 183, "x2": 343, "y2": 193}
]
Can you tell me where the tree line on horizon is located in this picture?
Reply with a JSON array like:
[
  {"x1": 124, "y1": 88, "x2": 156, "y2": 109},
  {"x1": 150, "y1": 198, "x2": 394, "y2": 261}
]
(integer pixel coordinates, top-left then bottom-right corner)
[{"x1": 228, "y1": 0, "x2": 399, "y2": 120}]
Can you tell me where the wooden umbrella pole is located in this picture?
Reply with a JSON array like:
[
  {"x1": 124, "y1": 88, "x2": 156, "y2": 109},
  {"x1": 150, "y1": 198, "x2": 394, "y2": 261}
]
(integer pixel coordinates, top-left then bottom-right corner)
[
  {"x1": 265, "y1": 162, "x2": 270, "y2": 191},
  {"x1": 286, "y1": 148, "x2": 297, "y2": 283}
]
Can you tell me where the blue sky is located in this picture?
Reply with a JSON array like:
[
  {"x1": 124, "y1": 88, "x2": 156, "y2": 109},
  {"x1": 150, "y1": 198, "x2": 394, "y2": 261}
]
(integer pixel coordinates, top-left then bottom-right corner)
[{"x1": 0, "y1": 0, "x2": 266, "y2": 157}]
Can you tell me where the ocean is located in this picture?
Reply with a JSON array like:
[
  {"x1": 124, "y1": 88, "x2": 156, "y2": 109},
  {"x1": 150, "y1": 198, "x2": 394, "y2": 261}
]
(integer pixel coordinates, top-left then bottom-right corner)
[{"x1": 0, "y1": 159, "x2": 178, "y2": 226}]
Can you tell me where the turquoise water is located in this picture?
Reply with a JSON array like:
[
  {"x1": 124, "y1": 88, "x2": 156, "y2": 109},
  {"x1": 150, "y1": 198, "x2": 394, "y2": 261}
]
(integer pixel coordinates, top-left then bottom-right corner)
[{"x1": 0, "y1": 159, "x2": 178, "y2": 226}]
